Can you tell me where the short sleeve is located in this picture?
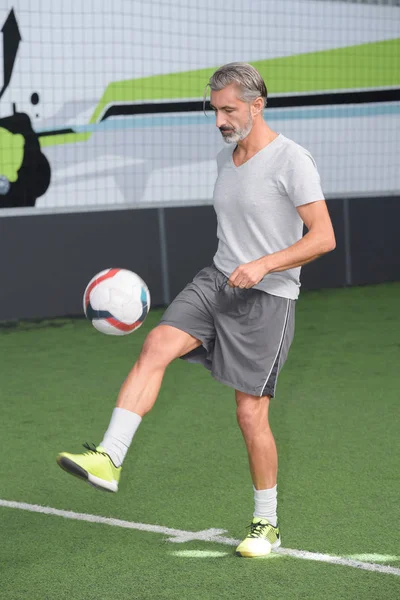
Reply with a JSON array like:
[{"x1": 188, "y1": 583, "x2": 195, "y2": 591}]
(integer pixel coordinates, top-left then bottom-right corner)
[{"x1": 279, "y1": 149, "x2": 325, "y2": 207}]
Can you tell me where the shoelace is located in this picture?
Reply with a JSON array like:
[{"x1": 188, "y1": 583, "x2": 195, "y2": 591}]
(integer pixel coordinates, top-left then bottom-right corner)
[
  {"x1": 81, "y1": 443, "x2": 118, "y2": 469},
  {"x1": 82, "y1": 442, "x2": 108, "y2": 457},
  {"x1": 247, "y1": 520, "x2": 274, "y2": 539}
]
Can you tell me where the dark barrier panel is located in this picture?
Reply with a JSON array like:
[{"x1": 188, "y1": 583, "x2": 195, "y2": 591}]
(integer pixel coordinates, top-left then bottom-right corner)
[
  {"x1": 0, "y1": 210, "x2": 162, "y2": 321},
  {"x1": 0, "y1": 196, "x2": 399, "y2": 321},
  {"x1": 349, "y1": 196, "x2": 400, "y2": 286},
  {"x1": 165, "y1": 205, "x2": 218, "y2": 300},
  {"x1": 165, "y1": 199, "x2": 348, "y2": 297}
]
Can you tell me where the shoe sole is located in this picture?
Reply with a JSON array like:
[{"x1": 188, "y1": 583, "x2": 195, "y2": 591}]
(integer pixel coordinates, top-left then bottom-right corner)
[
  {"x1": 235, "y1": 538, "x2": 281, "y2": 558},
  {"x1": 56, "y1": 456, "x2": 118, "y2": 493}
]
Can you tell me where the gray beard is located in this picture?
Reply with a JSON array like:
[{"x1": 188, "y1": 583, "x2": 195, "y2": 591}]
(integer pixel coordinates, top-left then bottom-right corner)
[{"x1": 221, "y1": 114, "x2": 253, "y2": 144}]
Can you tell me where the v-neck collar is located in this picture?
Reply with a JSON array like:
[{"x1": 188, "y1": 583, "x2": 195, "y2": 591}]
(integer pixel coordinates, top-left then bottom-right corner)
[{"x1": 231, "y1": 134, "x2": 283, "y2": 169}]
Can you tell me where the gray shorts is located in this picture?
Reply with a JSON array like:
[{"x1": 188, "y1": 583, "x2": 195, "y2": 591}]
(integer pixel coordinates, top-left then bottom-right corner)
[{"x1": 160, "y1": 264, "x2": 295, "y2": 397}]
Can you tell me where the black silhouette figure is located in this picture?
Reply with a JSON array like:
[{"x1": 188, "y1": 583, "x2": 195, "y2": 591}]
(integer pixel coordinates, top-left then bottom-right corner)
[{"x1": 0, "y1": 8, "x2": 51, "y2": 208}]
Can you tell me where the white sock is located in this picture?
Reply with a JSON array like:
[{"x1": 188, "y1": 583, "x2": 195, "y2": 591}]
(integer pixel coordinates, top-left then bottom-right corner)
[
  {"x1": 100, "y1": 407, "x2": 142, "y2": 467},
  {"x1": 253, "y1": 485, "x2": 278, "y2": 527}
]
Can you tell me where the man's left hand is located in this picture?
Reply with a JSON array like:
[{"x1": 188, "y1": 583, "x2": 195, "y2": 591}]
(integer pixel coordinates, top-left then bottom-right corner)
[{"x1": 228, "y1": 258, "x2": 270, "y2": 288}]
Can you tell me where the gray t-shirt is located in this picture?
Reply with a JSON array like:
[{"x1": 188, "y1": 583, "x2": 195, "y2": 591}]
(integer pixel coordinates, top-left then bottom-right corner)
[{"x1": 212, "y1": 133, "x2": 325, "y2": 300}]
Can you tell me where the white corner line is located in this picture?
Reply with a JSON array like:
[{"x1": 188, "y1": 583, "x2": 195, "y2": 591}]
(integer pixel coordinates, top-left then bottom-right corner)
[{"x1": 1, "y1": 499, "x2": 399, "y2": 577}]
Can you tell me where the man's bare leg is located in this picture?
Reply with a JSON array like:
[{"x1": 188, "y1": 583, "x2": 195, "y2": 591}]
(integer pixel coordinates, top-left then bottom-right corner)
[
  {"x1": 236, "y1": 390, "x2": 278, "y2": 525},
  {"x1": 235, "y1": 390, "x2": 281, "y2": 556},
  {"x1": 57, "y1": 326, "x2": 201, "y2": 486},
  {"x1": 99, "y1": 325, "x2": 201, "y2": 464},
  {"x1": 116, "y1": 325, "x2": 201, "y2": 416},
  {"x1": 236, "y1": 391, "x2": 277, "y2": 489}
]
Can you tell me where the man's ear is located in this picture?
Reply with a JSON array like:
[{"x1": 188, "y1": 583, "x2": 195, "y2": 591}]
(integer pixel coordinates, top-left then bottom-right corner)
[{"x1": 251, "y1": 97, "x2": 264, "y2": 116}]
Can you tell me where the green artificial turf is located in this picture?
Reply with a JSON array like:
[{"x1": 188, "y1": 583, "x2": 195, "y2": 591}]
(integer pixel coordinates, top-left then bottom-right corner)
[{"x1": 0, "y1": 283, "x2": 399, "y2": 599}]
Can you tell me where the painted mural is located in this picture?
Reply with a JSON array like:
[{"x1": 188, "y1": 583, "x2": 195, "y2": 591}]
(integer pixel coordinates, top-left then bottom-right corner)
[{"x1": 0, "y1": 0, "x2": 399, "y2": 213}]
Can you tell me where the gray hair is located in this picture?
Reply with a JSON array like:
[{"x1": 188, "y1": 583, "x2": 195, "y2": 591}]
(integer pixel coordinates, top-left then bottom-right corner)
[{"x1": 204, "y1": 62, "x2": 268, "y2": 111}]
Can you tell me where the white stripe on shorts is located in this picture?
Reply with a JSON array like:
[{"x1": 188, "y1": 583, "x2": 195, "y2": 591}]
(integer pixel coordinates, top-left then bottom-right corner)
[{"x1": 260, "y1": 298, "x2": 290, "y2": 397}]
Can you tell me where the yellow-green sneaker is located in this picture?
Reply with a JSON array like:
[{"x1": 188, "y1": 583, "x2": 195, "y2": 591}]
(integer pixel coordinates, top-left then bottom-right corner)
[
  {"x1": 56, "y1": 443, "x2": 121, "y2": 492},
  {"x1": 235, "y1": 518, "x2": 281, "y2": 557}
]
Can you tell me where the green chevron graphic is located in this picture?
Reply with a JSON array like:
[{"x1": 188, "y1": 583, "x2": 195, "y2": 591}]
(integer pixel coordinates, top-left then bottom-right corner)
[
  {"x1": 0, "y1": 127, "x2": 24, "y2": 181},
  {"x1": 40, "y1": 37, "x2": 399, "y2": 148},
  {"x1": 40, "y1": 132, "x2": 90, "y2": 147}
]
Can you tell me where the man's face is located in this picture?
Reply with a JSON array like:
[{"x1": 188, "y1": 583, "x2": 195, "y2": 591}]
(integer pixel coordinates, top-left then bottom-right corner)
[{"x1": 210, "y1": 84, "x2": 253, "y2": 144}]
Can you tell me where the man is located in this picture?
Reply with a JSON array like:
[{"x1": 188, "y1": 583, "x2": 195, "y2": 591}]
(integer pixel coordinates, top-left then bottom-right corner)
[{"x1": 57, "y1": 63, "x2": 335, "y2": 558}]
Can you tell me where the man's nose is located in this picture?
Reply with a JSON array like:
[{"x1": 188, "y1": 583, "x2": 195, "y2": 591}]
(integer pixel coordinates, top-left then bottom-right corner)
[{"x1": 215, "y1": 112, "x2": 226, "y2": 129}]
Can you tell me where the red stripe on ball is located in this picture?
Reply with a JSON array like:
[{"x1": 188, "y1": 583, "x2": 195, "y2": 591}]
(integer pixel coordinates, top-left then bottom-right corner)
[
  {"x1": 84, "y1": 268, "x2": 120, "y2": 308},
  {"x1": 106, "y1": 317, "x2": 140, "y2": 332}
]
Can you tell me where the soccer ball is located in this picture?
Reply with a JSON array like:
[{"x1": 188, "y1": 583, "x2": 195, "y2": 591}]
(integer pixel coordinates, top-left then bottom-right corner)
[{"x1": 83, "y1": 268, "x2": 151, "y2": 335}]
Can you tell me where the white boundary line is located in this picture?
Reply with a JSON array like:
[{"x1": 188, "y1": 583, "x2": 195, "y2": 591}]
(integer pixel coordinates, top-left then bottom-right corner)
[{"x1": 1, "y1": 499, "x2": 400, "y2": 577}]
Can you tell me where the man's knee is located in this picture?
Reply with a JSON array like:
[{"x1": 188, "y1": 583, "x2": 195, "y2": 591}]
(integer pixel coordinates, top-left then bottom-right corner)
[
  {"x1": 139, "y1": 327, "x2": 173, "y2": 368},
  {"x1": 139, "y1": 325, "x2": 200, "y2": 369},
  {"x1": 236, "y1": 395, "x2": 270, "y2": 435},
  {"x1": 236, "y1": 403, "x2": 255, "y2": 433}
]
